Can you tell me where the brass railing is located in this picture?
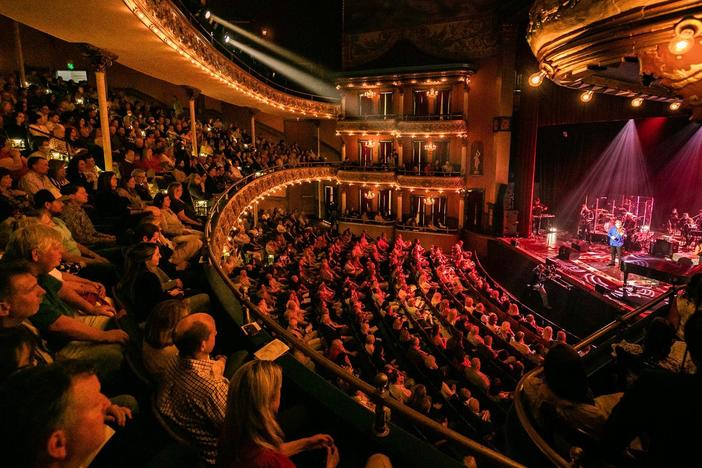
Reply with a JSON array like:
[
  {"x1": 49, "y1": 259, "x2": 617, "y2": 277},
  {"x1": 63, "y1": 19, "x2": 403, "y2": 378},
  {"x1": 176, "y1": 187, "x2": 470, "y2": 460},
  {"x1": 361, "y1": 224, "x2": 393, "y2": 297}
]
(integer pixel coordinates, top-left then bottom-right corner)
[{"x1": 205, "y1": 162, "x2": 524, "y2": 467}]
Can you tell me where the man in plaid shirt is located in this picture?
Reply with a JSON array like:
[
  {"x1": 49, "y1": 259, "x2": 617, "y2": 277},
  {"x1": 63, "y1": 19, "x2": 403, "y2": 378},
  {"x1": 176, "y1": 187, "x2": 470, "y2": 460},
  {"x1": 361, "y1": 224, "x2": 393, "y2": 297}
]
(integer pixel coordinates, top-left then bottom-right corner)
[{"x1": 157, "y1": 313, "x2": 229, "y2": 465}]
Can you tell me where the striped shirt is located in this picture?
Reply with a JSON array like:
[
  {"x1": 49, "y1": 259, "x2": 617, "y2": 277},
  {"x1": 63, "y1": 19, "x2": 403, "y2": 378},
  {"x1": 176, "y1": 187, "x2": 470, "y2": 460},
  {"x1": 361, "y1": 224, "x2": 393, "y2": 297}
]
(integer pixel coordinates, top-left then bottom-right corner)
[{"x1": 158, "y1": 357, "x2": 229, "y2": 465}]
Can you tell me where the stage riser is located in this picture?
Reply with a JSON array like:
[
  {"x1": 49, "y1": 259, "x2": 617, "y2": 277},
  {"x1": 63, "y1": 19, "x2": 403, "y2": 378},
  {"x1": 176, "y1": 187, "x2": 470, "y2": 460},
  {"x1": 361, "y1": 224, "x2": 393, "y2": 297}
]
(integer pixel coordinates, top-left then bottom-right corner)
[{"x1": 483, "y1": 239, "x2": 623, "y2": 337}]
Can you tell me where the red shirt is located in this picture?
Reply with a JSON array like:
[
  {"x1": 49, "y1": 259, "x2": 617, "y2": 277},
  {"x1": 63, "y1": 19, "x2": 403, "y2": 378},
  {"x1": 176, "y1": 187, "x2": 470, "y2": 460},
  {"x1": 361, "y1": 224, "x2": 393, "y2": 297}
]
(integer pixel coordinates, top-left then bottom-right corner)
[{"x1": 225, "y1": 445, "x2": 295, "y2": 468}]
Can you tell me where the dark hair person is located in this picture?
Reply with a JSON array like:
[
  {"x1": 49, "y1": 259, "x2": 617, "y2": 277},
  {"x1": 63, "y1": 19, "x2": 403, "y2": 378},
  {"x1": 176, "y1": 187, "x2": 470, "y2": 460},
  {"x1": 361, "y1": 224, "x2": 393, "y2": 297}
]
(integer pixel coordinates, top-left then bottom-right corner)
[
  {"x1": 95, "y1": 171, "x2": 130, "y2": 219},
  {"x1": 118, "y1": 242, "x2": 209, "y2": 321}
]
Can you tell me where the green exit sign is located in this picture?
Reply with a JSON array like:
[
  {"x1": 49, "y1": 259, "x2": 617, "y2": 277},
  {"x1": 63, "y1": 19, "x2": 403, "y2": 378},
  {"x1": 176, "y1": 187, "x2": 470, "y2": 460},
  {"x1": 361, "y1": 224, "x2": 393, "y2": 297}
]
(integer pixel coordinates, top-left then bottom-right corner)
[{"x1": 67, "y1": 61, "x2": 75, "y2": 70}]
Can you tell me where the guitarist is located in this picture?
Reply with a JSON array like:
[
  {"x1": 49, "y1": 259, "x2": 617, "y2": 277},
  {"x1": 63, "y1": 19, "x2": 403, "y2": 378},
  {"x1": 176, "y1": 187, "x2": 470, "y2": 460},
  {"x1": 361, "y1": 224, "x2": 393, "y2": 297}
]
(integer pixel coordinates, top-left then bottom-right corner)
[{"x1": 608, "y1": 219, "x2": 626, "y2": 266}]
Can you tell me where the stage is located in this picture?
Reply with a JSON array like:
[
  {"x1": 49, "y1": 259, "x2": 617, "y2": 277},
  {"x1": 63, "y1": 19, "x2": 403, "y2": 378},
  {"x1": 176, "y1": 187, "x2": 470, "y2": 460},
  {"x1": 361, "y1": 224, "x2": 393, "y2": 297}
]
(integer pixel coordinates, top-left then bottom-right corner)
[
  {"x1": 480, "y1": 232, "x2": 698, "y2": 338},
  {"x1": 505, "y1": 231, "x2": 699, "y2": 306}
]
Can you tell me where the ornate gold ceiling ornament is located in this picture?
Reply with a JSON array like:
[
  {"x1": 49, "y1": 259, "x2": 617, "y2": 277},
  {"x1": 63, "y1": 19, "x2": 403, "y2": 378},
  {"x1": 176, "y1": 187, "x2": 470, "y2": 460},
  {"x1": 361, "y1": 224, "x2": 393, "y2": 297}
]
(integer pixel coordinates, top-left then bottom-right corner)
[{"x1": 527, "y1": 0, "x2": 702, "y2": 119}]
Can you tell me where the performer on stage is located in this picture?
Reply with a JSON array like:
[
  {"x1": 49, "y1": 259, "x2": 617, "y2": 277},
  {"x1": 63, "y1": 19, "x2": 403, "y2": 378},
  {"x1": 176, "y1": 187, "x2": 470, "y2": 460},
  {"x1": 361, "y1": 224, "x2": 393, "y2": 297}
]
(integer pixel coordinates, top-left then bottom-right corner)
[
  {"x1": 607, "y1": 219, "x2": 625, "y2": 266},
  {"x1": 578, "y1": 204, "x2": 592, "y2": 240},
  {"x1": 532, "y1": 198, "x2": 547, "y2": 216},
  {"x1": 532, "y1": 198, "x2": 549, "y2": 234},
  {"x1": 668, "y1": 208, "x2": 679, "y2": 234},
  {"x1": 694, "y1": 239, "x2": 702, "y2": 263}
]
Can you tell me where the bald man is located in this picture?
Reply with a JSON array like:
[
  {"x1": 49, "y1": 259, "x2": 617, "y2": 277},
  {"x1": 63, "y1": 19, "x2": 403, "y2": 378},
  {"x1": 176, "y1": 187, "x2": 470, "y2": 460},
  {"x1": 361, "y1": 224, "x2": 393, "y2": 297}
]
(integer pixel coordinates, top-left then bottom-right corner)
[{"x1": 157, "y1": 313, "x2": 228, "y2": 465}]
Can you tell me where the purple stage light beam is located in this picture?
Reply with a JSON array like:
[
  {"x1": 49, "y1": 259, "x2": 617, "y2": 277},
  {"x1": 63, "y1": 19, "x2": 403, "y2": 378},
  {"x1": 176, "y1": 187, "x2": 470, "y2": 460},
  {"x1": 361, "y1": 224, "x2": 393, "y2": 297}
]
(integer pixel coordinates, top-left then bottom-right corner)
[
  {"x1": 559, "y1": 120, "x2": 651, "y2": 226},
  {"x1": 657, "y1": 124, "x2": 702, "y2": 216}
]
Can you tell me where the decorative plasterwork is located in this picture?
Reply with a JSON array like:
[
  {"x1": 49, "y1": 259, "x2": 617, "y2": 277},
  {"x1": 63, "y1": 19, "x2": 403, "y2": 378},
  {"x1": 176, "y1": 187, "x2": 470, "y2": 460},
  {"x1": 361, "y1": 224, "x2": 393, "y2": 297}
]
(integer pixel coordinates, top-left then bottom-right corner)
[
  {"x1": 123, "y1": 0, "x2": 338, "y2": 118},
  {"x1": 398, "y1": 119, "x2": 468, "y2": 135},
  {"x1": 336, "y1": 171, "x2": 397, "y2": 185},
  {"x1": 527, "y1": 0, "x2": 702, "y2": 117},
  {"x1": 336, "y1": 118, "x2": 468, "y2": 137},
  {"x1": 396, "y1": 175, "x2": 465, "y2": 191},
  {"x1": 336, "y1": 120, "x2": 398, "y2": 133}
]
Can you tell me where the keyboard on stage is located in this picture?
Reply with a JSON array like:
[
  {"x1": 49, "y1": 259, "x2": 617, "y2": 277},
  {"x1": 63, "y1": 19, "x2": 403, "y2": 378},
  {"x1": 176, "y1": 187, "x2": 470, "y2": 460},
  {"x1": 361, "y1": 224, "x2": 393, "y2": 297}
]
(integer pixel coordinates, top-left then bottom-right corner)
[{"x1": 620, "y1": 255, "x2": 697, "y2": 287}]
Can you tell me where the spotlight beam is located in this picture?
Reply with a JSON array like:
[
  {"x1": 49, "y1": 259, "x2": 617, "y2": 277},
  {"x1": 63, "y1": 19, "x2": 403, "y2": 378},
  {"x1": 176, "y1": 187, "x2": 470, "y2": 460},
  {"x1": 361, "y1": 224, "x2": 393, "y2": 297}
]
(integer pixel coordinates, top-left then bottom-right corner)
[
  {"x1": 210, "y1": 14, "x2": 336, "y2": 97},
  {"x1": 225, "y1": 36, "x2": 338, "y2": 98}
]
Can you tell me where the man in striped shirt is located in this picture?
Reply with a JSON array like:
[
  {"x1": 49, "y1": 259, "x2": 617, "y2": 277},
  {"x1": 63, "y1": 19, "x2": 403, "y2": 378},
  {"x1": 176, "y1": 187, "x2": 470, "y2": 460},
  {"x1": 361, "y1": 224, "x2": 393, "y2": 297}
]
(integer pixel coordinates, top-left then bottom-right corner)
[{"x1": 157, "y1": 313, "x2": 228, "y2": 465}]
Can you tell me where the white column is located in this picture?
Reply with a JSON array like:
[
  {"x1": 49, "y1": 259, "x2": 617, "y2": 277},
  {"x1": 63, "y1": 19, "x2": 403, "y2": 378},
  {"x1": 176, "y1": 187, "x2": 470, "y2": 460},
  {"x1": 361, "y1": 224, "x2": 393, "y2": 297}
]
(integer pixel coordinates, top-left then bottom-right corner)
[
  {"x1": 189, "y1": 97, "x2": 198, "y2": 157},
  {"x1": 341, "y1": 142, "x2": 347, "y2": 161},
  {"x1": 250, "y1": 113, "x2": 256, "y2": 148},
  {"x1": 95, "y1": 70, "x2": 112, "y2": 171},
  {"x1": 340, "y1": 189, "x2": 347, "y2": 213},
  {"x1": 12, "y1": 21, "x2": 26, "y2": 86}
]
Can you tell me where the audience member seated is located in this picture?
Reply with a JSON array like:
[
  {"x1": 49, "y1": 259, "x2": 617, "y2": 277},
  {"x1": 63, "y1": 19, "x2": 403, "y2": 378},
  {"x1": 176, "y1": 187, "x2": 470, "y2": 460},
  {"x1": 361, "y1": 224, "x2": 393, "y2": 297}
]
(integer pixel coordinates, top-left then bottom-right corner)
[
  {"x1": 33, "y1": 190, "x2": 117, "y2": 286},
  {"x1": 19, "y1": 155, "x2": 61, "y2": 198},
  {"x1": 60, "y1": 184, "x2": 117, "y2": 247},
  {"x1": 523, "y1": 343, "x2": 622, "y2": 437},
  {"x1": 158, "y1": 313, "x2": 229, "y2": 465},
  {"x1": 0, "y1": 361, "x2": 130, "y2": 466},
  {"x1": 142, "y1": 299, "x2": 190, "y2": 382},
  {"x1": 602, "y1": 311, "x2": 702, "y2": 466},
  {"x1": 3, "y1": 226, "x2": 128, "y2": 381},
  {"x1": 218, "y1": 360, "x2": 341, "y2": 468},
  {"x1": 119, "y1": 242, "x2": 209, "y2": 322}
]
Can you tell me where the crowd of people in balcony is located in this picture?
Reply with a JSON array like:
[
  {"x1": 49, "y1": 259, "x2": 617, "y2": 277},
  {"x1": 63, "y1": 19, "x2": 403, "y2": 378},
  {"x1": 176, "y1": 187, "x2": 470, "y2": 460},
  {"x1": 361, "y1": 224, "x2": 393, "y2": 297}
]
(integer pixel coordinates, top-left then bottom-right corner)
[
  {"x1": 2, "y1": 64, "x2": 701, "y2": 468},
  {"x1": 0, "y1": 72, "x2": 342, "y2": 467}
]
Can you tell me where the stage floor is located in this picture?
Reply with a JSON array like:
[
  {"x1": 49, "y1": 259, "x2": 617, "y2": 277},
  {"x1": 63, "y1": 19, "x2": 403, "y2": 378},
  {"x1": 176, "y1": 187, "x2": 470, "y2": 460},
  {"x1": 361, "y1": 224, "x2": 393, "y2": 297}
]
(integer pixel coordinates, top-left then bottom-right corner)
[{"x1": 500, "y1": 231, "x2": 699, "y2": 309}]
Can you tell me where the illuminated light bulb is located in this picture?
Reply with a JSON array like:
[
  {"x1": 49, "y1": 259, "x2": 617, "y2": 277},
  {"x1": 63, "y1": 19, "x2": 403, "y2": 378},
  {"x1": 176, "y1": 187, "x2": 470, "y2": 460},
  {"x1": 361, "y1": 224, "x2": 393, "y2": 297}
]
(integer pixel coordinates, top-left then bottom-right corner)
[
  {"x1": 580, "y1": 90, "x2": 594, "y2": 103},
  {"x1": 528, "y1": 71, "x2": 546, "y2": 87},
  {"x1": 224, "y1": 34, "x2": 231, "y2": 44},
  {"x1": 204, "y1": 10, "x2": 211, "y2": 19},
  {"x1": 668, "y1": 28, "x2": 695, "y2": 55},
  {"x1": 669, "y1": 101, "x2": 681, "y2": 111},
  {"x1": 631, "y1": 97, "x2": 644, "y2": 108}
]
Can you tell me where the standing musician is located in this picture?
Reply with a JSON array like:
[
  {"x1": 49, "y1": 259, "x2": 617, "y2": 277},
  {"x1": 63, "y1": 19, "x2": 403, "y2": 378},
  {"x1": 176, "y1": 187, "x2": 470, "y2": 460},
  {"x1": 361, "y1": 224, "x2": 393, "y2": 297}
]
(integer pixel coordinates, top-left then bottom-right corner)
[
  {"x1": 578, "y1": 204, "x2": 593, "y2": 240},
  {"x1": 680, "y1": 212, "x2": 695, "y2": 247},
  {"x1": 608, "y1": 219, "x2": 625, "y2": 266},
  {"x1": 532, "y1": 198, "x2": 550, "y2": 234},
  {"x1": 668, "y1": 208, "x2": 679, "y2": 234},
  {"x1": 532, "y1": 198, "x2": 548, "y2": 216},
  {"x1": 694, "y1": 239, "x2": 702, "y2": 263}
]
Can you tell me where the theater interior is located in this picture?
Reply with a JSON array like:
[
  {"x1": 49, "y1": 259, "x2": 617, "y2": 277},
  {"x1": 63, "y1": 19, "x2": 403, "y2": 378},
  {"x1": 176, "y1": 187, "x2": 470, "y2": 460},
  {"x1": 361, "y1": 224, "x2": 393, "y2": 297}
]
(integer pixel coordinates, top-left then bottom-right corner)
[{"x1": 0, "y1": 1, "x2": 701, "y2": 467}]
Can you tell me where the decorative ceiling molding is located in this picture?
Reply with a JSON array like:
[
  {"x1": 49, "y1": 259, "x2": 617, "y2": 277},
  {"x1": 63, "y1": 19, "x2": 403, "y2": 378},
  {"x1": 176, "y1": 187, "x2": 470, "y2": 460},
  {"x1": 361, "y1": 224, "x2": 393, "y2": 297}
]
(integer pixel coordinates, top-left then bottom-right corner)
[
  {"x1": 122, "y1": 0, "x2": 338, "y2": 118},
  {"x1": 527, "y1": 0, "x2": 702, "y2": 118}
]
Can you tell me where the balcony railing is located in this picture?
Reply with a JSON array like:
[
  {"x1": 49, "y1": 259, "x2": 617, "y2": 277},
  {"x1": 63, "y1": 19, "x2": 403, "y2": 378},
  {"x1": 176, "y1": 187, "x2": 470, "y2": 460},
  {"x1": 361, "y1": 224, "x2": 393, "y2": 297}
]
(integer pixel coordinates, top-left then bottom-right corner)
[
  {"x1": 401, "y1": 113, "x2": 464, "y2": 121},
  {"x1": 341, "y1": 113, "x2": 464, "y2": 121},
  {"x1": 205, "y1": 161, "x2": 523, "y2": 468},
  {"x1": 340, "y1": 161, "x2": 464, "y2": 177}
]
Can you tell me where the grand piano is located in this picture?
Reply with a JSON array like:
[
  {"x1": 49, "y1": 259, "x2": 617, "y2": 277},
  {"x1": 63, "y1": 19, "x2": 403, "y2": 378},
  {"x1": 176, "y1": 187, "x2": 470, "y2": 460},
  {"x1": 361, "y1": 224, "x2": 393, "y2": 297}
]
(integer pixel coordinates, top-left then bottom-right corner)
[{"x1": 620, "y1": 255, "x2": 698, "y2": 288}]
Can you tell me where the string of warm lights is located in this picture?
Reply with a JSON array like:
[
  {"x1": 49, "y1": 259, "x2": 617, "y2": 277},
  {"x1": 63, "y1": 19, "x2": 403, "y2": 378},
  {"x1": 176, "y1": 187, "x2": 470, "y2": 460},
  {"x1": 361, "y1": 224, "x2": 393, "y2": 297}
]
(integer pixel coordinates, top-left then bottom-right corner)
[
  {"x1": 122, "y1": 0, "x2": 336, "y2": 118},
  {"x1": 528, "y1": 17, "x2": 694, "y2": 112},
  {"x1": 335, "y1": 130, "x2": 467, "y2": 138}
]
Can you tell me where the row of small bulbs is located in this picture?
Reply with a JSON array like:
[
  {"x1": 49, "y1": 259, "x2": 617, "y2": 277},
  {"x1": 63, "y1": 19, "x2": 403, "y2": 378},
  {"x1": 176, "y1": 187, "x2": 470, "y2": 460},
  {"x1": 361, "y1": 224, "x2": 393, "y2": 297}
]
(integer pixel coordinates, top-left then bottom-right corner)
[{"x1": 528, "y1": 71, "x2": 682, "y2": 111}]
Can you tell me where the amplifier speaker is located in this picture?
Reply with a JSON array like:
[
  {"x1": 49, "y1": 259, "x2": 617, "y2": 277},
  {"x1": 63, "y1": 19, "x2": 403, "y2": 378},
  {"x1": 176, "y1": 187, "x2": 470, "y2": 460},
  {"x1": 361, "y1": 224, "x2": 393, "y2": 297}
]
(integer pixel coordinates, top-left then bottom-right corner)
[
  {"x1": 651, "y1": 239, "x2": 677, "y2": 258},
  {"x1": 558, "y1": 245, "x2": 581, "y2": 261},
  {"x1": 571, "y1": 240, "x2": 589, "y2": 252}
]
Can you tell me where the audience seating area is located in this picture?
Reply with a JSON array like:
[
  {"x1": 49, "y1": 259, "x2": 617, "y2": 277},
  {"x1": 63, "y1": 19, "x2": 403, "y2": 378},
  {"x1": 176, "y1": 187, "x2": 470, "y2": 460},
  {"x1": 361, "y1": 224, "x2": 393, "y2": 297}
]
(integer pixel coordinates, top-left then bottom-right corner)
[{"x1": 1, "y1": 63, "x2": 702, "y2": 468}]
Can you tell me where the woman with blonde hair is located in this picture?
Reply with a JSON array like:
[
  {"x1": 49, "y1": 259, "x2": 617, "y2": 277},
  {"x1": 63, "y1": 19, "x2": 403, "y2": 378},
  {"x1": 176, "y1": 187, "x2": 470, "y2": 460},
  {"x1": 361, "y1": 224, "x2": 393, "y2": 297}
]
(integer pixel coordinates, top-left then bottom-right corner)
[
  {"x1": 142, "y1": 299, "x2": 190, "y2": 381},
  {"x1": 218, "y1": 360, "x2": 338, "y2": 468}
]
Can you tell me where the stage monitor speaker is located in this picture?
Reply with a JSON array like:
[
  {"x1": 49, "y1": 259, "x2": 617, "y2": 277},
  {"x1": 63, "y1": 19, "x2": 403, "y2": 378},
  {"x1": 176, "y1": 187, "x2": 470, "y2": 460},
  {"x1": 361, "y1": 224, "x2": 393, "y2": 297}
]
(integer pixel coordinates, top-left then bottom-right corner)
[
  {"x1": 651, "y1": 239, "x2": 677, "y2": 258},
  {"x1": 558, "y1": 245, "x2": 580, "y2": 261},
  {"x1": 571, "y1": 240, "x2": 589, "y2": 252}
]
